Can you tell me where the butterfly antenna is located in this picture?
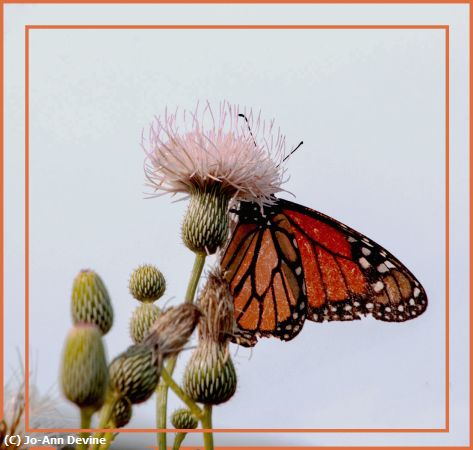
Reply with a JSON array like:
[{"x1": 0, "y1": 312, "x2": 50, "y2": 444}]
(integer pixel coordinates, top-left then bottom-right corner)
[
  {"x1": 238, "y1": 113, "x2": 257, "y2": 147},
  {"x1": 281, "y1": 140, "x2": 303, "y2": 164}
]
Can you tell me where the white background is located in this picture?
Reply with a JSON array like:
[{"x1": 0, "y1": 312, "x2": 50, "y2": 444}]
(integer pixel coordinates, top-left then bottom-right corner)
[{"x1": 3, "y1": 3, "x2": 469, "y2": 448}]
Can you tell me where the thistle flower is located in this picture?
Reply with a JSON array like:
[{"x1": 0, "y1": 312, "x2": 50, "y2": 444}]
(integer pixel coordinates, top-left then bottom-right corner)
[
  {"x1": 110, "y1": 396, "x2": 132, "y2": 428},
  {"x1": 130, "y1": 303, "x2": 161, "y2": 344},
  {"x1": 182, "y1": 269, "x2": 237, "y2": 405},
  {"x1": 71, "y1": 270, "x2": 114, "y2": 335},
  {"x1": 109, "y1": 344, "x2": 160, "y2": 404},
  {"x1": 60, "y1": 324, "x2": 108, "y2": 410},
  {"x1": 183, "y1": 341, "x2": 237, "y2": 405},
  {"x1": 171, "y1": 409, "x2": 198, "y2": 450},
  {"x1": 129, "y1": 264, "x2": 166, "y2": 303},
  {"x1": 171, "y1": 408, "x2": 198, "y2": 430},
  {"x1": 110, "y1": 304, "x2": 200, "y2": 404},
  {"x1": 143, "y1": 101, "x2": 287, "y2": 254}
]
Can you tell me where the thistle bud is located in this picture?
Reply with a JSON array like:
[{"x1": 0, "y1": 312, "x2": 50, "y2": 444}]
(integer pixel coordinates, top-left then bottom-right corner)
[
  {"x1": 183, "y1": 341, "x2": 237, "y2": 405},
  {"x1": 129, "y1": 265, "x2": 166, "y2": 303},
  {"x1": 130, "y1": 303, "x2": 161, "y2": 344},
  {"x1": 60, "y1": 324, "x2": 108, "y2": 410},
  {"x1": 171, "y1": 408, "x2": 198, "y2": 430},
  {"x1": 109, "y1": 345, "x2": 160, "y2": 404},
  {"x1": 181, "y1": 184, "x2": 229, "y2": 255},
  {"x1": 110, "y1": 396, "x2": 132, "y2": 428},
  {"x1": 71, "y1": 270, "x2": 113, "y2": 335}
]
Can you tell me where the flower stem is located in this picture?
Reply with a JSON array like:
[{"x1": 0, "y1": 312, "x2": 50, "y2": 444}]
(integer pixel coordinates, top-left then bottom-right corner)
[
  {"x1": 97, "y1": 432, "x2": 115, "y2": 450},
  {"x1": 78, "y1": 407, "x2": 93, "y2": 450},
  {"x1": 185, "y1": 252, "x2": 206, "y2": 303},
  {"x1": 90, "y1": 397, "x2": 117, "y2": 450},
  {"x1": 201, "y1": 404, "x2": 214, "y2": 450},
  {"x1": 172, "y1": 432, "x2": 187, "y2": 450},
  {"x1": 156, "y1": 251, "x2": 206, "y2": 450},
  {"x1": 160, "y1": 367, "x2": 202, "y2": 419}
]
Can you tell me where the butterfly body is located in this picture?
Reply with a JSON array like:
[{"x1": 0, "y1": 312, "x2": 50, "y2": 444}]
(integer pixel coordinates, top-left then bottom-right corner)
[{"x1": 221, "y1": 198, "x2": 428, "y2": 347}]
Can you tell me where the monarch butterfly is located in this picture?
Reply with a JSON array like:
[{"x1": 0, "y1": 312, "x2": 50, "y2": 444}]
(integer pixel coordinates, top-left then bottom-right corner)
[{"x1": 221, "y1": 197, "x2": 428, "y2": 347}]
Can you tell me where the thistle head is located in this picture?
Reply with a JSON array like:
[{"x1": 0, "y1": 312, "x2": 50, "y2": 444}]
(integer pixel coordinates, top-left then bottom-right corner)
[
  {"x1": 143, "y1": 101, "x2": 287, "y2": 254},
  {"x1": 171, "y1": 408, "x2": 198, "y2": 430},
  {"x1": 110, "y1": 396, "x2": 133, "y2": 428},
  {"x1": 109, "y1": 344, "x2": 160, "y2": 404},
  {"x1": 130, "y1": 303, "x2": 161, "y2": 344},
  {"x1": 60, "y1": 324, "x2": 108, "y2": 410},
  {"x1": 129, "y1": 265, "x2": 166, "y2": 303},
  {"x1": 182, "y1": 341, "x2": 237, "y2": 406},
  {"x1": 144, "y1": 101, "x2": 286, "y2": 206},
  {"x1": 71, "y1": 270, "x2": 113, "y2": 335}
]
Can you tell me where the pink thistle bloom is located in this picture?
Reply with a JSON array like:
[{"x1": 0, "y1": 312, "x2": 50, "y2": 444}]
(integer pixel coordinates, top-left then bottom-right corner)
[{"x1": 143, "y1": 101, "x2": 287, "y2": 207}]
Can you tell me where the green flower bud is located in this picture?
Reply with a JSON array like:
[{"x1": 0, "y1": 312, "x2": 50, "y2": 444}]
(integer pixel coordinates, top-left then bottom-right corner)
[
  {"x1": 110, "y1": 396, "x2": 132, "y2": 428},
  {"x1": 171, "y1": 408, "x2": 198, "y2": 430},
  {"x1": 71, "y1": 270, "x2": 113, "y2": 335},
  {"x1": 181, "y1": 184, "x2": 229, "y2": 254},
  {"x1": 130, "y1": 303, "x2": 161, "y2": 344},
  {"x1": 129, "y1": 265, "x2": 166, "y2": 303},
  {"x1": 60, "y1": 324, "x2": 108, "y2": 410},
  {"x1": 109, "y1": 345, "x2": 160, "y2": 404},
  {"x1": 183, "y1": 342, "x2": 237, "y2": 405}
]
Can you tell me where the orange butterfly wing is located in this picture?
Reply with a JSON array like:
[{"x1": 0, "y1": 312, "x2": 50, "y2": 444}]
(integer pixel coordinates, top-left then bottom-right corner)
[
  {"x1": 280, "y1": 199, "x2": 428, "y2": 324},
  {"x1": 221, "y1": 205, "x2": 308, "y2": 345},
  {"x1": 221, "y1": 199, "x2": 427, "y2": 346}
]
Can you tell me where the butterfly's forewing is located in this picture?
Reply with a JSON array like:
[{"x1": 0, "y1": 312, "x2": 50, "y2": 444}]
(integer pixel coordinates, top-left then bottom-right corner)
[
  {"x1": 279, "y1": 198, "x2": 428, "y2": 323},
  {"x1": 221, "y1": 202, "x2": 308, "y2": 346}
]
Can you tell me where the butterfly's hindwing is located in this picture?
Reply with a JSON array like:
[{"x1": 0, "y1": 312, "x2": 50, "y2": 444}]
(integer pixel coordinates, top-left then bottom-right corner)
[{"x1": 222, "y1": 202, "x2": 308, "y2": 345}]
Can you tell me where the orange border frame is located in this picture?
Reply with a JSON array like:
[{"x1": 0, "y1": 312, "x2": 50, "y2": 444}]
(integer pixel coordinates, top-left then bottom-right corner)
[
  {"x1": 23, "y1": 23, "x2": 450, "y2": 436},
  {"x1": 0, "y1": 1, "x2": 470, "y2": 447}
]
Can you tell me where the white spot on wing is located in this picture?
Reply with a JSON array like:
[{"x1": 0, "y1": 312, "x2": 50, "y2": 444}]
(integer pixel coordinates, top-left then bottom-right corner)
[
  {"x1": 359, "y1": 257, "x2": 370, "y2": 269},
  {"x1": 377, "y1": 263, "x2": 389, "y2": 273},
  {"x1": 362, "y1": 238, "x2": 373, "y2": 247},
  {"x1": 362, "y1": 247, "x2": 371, "y2": 256},
  {"x1": 372, "y1": 281, "x2": 384, "y2": 293}
]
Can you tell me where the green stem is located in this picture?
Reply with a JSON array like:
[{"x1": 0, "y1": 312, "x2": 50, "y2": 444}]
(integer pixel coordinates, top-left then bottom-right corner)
[
  {"x1": 185, "y1": 252, "x2": 206, "y2": 303},
  {"x1": 156, "y1": 251, "x2": 206, "y2": 450},
  {"x1": 160, "y1": 367, "x2": 202, "y2": 419},
  {"x1": 78, "y1": 407, "x2": 93, "y2": 450},
  {"x1": 172, "y1": 432, "x2": 187, "y2": 450},
  {"x1": 97, "y1": 432, "x2": 115, "y2": 450},
  {"x1": 201, "y1": 404, "x2": 214, "y2": 450},
  {"x1": 90, "y1": 397, "x2": 117, "y2": 450}
]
